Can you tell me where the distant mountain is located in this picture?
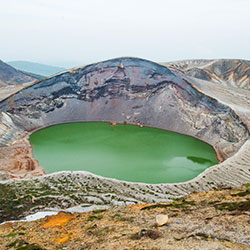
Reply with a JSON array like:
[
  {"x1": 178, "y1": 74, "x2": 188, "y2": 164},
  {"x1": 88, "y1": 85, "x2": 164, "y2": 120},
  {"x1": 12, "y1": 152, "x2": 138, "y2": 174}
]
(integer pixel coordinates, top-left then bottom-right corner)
[
  {"x1": 7, "y1": 61, "x2": 66, "y2": 77},
  {"x1": 0, "y1": 59, "x2": 41, "y2": 86},
  {"x1": 19, "y1": 70, "x2": 45, "y2": 81},
  {"x1": 162, "y1": 59, "x2": 250, "y2": 90}
]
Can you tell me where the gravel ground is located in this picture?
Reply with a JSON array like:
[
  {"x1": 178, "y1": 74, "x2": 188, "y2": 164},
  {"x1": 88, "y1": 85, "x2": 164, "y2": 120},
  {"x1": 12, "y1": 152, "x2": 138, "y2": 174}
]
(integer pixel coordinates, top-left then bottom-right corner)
[{"x1": 0, "y1": 184, "x2": 249, "y2": 250}]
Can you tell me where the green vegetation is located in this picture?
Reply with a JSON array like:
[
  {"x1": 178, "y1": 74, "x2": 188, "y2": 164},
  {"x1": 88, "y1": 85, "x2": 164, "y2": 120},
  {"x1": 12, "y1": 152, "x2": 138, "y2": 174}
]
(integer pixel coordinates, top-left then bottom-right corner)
[
  {"x1": 215, "y1": 200, "x2": 250, "y2": 211},
  {"x1": 6, "y1": 239, "x2": 45, "y2": 250},
  {"x1": 141, "y1": 198, "x2": 196, "y2": 210},
  {"x1": 87, "y1": 215, "x2": 103, "y2": 221},
  {"x1": 231, "y1": 188, "x2": 250, "y2": 197},
  {"x1": 92, "y1": 209, "x2": 106, "y2": 214}
]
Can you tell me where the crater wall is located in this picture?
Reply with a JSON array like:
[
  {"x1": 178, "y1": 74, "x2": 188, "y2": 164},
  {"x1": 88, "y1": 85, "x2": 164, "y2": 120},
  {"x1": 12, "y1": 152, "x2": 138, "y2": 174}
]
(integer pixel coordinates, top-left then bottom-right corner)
[
  {"x1": 0, "y1": 57, "x2": 248, "y2": 178},
  {"x1": 0, "y1": 57, "x2": 249, "y2": 221}
]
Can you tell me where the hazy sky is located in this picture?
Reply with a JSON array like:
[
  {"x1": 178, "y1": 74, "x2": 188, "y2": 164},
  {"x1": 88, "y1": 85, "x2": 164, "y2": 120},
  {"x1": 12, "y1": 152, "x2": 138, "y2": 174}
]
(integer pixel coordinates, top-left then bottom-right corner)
[{"x1": 1, "y1": 0, "x2": 250, "y2": 68}]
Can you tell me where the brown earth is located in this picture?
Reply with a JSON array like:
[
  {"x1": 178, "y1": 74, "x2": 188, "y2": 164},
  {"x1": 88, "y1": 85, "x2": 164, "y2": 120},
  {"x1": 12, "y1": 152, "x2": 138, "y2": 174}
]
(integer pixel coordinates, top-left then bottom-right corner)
[{"x1": 0, "y1": 184, "x2": 249, "y2": 250}]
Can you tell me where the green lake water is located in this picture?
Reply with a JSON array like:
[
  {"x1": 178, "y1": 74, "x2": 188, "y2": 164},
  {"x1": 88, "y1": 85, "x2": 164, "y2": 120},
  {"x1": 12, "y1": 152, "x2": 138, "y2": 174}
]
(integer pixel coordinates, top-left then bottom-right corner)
[{"x1": 29, "y1": 122, "x2": 218, "y2": 184}]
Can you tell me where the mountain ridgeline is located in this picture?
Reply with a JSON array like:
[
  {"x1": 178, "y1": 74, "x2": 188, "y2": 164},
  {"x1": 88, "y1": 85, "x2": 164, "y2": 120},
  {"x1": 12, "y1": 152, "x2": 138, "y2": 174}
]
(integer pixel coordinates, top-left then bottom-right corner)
[
  {"x1": 163, "y1": 59, "x2": 250, "y2": 90},
  {"x1": 0, "y1": 59, "x2": 41, "y2": 86},
  {"x1": 8, "y1": 61, "x2": 66, "y2": 77}
]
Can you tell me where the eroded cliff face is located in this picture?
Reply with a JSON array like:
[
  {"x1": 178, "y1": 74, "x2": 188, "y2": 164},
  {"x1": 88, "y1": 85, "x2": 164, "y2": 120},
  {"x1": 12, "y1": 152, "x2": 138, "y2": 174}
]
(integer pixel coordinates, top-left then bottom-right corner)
[{"x1": 0, "y1": 58, "x2": 248, "y2": 161}]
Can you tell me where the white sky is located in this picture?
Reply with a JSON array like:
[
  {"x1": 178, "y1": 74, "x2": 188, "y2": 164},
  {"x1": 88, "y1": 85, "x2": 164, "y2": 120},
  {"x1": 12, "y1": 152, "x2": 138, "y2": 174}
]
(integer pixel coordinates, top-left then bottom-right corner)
[{"x1": 0, "y1": 0, "x2": 249, "y2": 68}]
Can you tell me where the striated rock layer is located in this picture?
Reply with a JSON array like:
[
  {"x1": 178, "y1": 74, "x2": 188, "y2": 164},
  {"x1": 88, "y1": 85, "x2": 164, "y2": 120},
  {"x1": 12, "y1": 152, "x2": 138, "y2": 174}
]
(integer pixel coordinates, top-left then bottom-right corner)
[{"x1": 0, "y1": 57, "x2": 249, "y2": 220}]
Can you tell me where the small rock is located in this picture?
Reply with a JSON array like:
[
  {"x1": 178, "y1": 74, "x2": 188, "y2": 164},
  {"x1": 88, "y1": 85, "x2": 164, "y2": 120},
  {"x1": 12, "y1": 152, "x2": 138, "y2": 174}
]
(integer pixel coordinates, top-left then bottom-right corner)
[
  {"x1": 145, "y1": 230, "x2": 161, "y2": 240},
  {"x1": 130, "y1": 229, "x2": 161, "y2": 240},
  {"x1": 155, "y1": 214, "x2": 168, "y2": 226}
]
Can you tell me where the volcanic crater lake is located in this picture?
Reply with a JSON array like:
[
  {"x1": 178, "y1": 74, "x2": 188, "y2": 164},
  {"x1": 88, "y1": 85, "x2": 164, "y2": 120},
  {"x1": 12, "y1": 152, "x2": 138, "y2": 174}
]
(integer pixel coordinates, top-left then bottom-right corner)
[{"x1": 29, "y1": 122, "x2": 218, "y2": 184}]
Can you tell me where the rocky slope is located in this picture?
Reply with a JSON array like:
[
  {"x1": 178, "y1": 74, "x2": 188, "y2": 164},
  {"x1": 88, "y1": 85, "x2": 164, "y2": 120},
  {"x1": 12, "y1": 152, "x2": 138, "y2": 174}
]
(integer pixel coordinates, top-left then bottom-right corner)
[
  {"x1": 162, "y1": 59, "x2": 250, "y2": 90},
  {"x1": 0, "y1": 184, "x2": 249, "y2": 250},
  {"x1": 0, "y1": 59, "x2": 40, "y2": 86}
]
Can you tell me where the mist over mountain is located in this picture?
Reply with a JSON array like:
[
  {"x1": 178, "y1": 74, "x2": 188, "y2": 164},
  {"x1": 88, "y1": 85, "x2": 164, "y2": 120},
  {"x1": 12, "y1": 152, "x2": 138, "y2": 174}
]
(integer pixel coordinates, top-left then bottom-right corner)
[{"x1": 7, "y1": 61, "x2": 66, "y2": 77}]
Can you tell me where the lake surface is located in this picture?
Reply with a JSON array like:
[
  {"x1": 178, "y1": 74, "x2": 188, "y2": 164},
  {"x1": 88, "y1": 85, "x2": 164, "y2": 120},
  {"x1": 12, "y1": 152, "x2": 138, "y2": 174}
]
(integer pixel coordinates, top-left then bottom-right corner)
[{"x1": 29, "y1": 122, "x2": 218, "y2": 184}]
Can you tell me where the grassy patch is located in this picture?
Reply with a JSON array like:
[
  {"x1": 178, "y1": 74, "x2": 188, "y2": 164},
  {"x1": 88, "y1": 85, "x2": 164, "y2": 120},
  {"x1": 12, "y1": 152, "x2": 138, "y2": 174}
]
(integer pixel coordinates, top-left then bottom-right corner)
[
  {"x1": 231, "y1": 188, "x2": 250, "y2": 197},
  {"x1": 110, "y1": 213, "x2": 120, "y2": 218},
  {"x1": 215, "y1": 200, "x2": 250, "y2": 211},
  {"x1": 92, "y1": 209, "x2": 106, "y2": 214},
  {"x1": 6, "y1": 239, "x2": 45, "y2": 250},
  {"x1": 86, "y1": 225, "x2": 97, "y2": 230},
  {"x1": 141, "y1": 198, "x2": 196, "y2": 210},
  {"x1": 87, "y1": 226, "x2": 115, "y2": 237},
  {"x1": 87, "y1": 215, "x2": 103, "y2": 221}
]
